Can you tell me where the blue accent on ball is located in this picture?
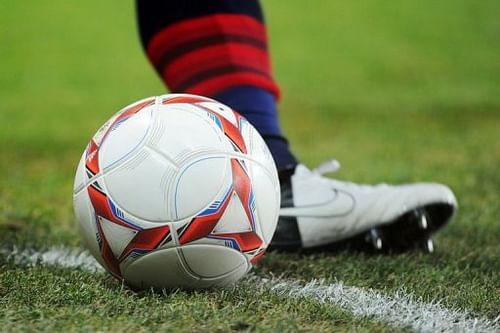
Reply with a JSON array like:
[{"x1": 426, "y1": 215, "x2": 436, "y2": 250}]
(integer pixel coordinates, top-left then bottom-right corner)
[
  {"x1": 107, "y1": 198, "x2": 143, "y2": 230},
  {"x1": 206, "y1": 235, "x2": 241, "y2": 251},
  {"x1": 197, "y1": 185, "x2": 233, "y2": 217}
]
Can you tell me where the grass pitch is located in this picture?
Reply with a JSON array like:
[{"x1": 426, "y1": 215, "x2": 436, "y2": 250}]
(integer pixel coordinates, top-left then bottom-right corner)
[{"x1": 1, "y1": 0, "x2": 499, "y2": 331}]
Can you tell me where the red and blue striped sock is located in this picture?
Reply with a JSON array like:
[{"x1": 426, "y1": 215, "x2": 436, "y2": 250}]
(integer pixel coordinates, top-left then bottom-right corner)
[{"x1": 136, "y1": 0, "x2": 297, "y2": 170}]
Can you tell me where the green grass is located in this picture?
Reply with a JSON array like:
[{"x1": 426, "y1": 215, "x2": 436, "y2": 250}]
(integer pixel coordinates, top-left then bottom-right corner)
[
  {"x1": 0, "y1": 267, "x2": 398, "y2": 333},
  {"x1": 1, "y1": 0, "x2": 499, "y2": 331}
]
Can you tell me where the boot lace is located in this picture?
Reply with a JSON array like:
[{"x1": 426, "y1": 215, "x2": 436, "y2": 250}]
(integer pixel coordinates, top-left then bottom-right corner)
[{"x1": 312, "y1": 159, "x2": 341, "y2": 175}]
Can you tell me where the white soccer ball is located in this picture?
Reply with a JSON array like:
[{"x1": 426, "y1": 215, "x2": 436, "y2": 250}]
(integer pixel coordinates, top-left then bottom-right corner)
[{"x1": 73, "y1": 94, "x2": 280, "y2": 289}]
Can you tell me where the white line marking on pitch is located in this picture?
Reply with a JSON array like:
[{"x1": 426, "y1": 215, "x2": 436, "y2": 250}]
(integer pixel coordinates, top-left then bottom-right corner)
[
  {"x1": 2, "y1": 246, "x2": 499, "y2": 333},
  {"x1": 264, "y1": 279, "x2": 499, "y2": 333},
  {"x1": 1, "y1": 246, "x2": 103, "y2": 272}
]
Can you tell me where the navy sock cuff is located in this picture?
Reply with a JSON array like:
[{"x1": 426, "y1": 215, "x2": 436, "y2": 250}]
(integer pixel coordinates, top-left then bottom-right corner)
[
  {"x1": 263, "y1": 135, "x2": 298, "y2": 171},
  {"x1": 214, "y1": 86, "x2": 281, "y2": 136},
  {"x1": 214, "y1": 86, "x2": 297, "y2": 170}
]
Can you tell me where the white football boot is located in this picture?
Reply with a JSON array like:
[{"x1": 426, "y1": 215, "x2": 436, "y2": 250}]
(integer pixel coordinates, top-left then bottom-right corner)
[{"x1": 270, "y1": 160, "x2": 458, "y2": 253}]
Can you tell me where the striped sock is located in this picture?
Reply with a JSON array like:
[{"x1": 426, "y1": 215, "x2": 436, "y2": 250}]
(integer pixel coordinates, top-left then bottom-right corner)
[{"x1": 136, "y1": 0, "x2": 297, "y2": 169}]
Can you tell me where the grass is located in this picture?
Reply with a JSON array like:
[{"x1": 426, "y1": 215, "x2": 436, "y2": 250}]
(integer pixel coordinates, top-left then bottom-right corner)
[
  {"x1": 1, "y1": 0, "x2": 499, "y2": 331},
  {"x1": 1, "y1": 267, "x2": 398, "y2": 333}
]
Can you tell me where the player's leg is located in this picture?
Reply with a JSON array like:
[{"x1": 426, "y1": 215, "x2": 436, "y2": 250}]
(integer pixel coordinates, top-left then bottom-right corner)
[
  {"x1": 135, "y1": 0, "x2": 457, "y2": 253},
  {"x1": 136, "y1": 0, "x2": 297, "y2": 170}
]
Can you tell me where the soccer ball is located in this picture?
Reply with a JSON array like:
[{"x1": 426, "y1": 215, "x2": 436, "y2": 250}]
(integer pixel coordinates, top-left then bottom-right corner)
[{"x1": 73, "y1": 94, "x2": 280, "y2": 289}]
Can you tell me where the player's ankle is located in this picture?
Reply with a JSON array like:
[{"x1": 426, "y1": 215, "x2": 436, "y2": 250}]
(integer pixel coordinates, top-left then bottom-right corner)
[{"x1": 263, "y1": 135, "x2": 298, "y2": 170}]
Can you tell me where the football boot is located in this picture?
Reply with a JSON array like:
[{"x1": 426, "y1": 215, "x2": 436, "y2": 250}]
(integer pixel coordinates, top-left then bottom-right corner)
[{"x1": 270, "y1": 160, "x2": 457, "y2": 253}]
